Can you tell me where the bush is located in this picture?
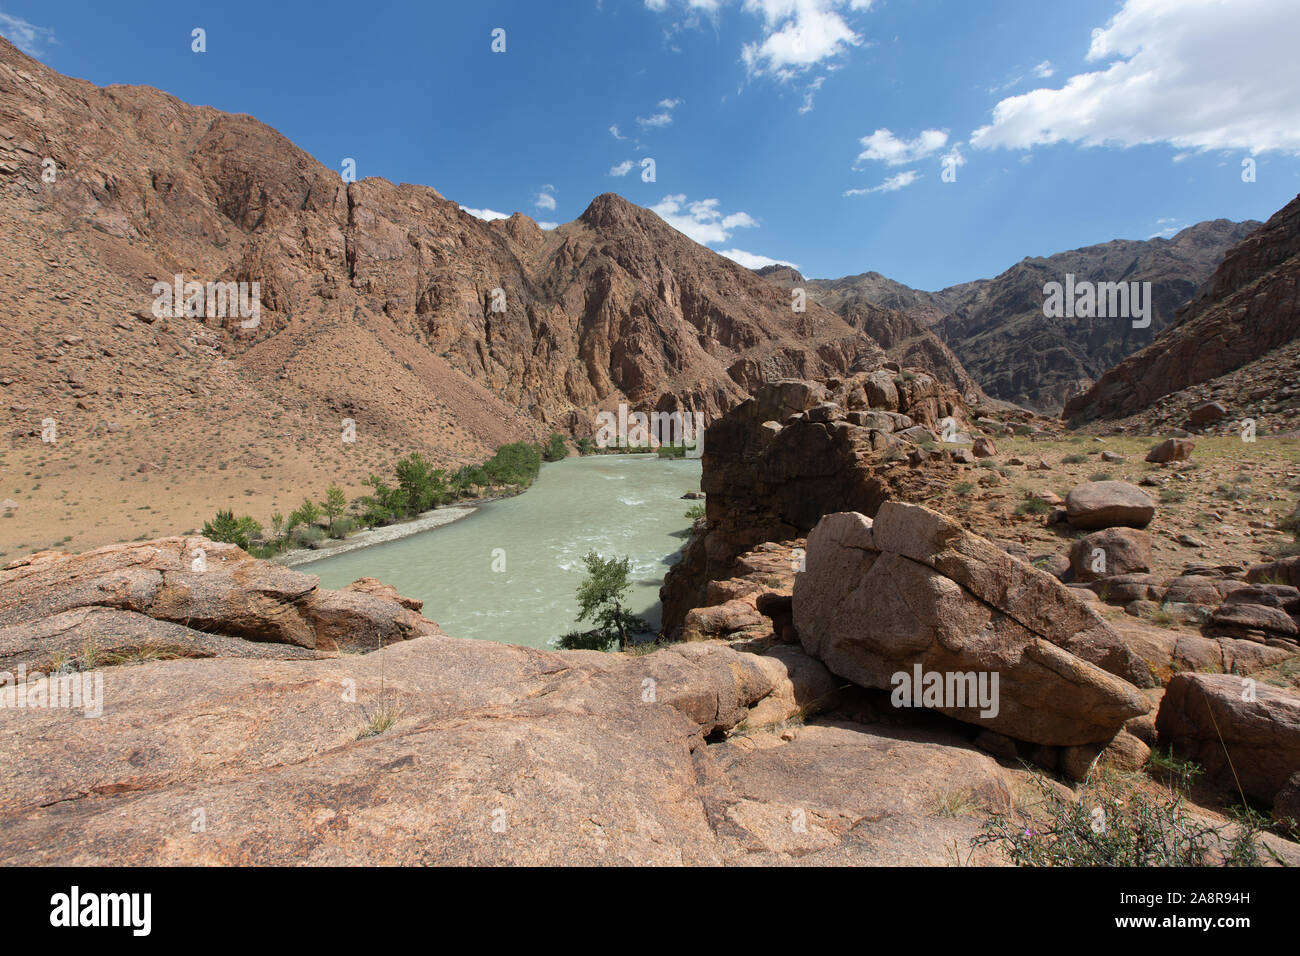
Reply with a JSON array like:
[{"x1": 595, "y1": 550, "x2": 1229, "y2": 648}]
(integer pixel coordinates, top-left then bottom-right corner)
[
  {"x1": 484, "y1": 442, "x2": 542, "y2": 487},
  {"x1": 953, "y1": 481, "x2": 976, "y2": 496},
  {"x1": 1063, "y1": 454, "x2": 1089, "y2": 464},
  {"x1": 575, "y1": 437, "x2": 596, "y2": 455},
  {"x1": 685, "y1": 503, "x2": 706, "y2": 520},
  {"x1": 542, "y1": 433, "x2": 569, "y2": 462},
  {"x1": 554, "y1": 630, "x2": 614, "y2": 651},
  {"x1": 1016, "y1": 497, "x2": 1052, "y2": 515},
  {"x1": 971, "y1": 769, "x2": 1274, "y2": 866},
  {"x1": 289, "y1": 498, "x2": 322, "y2": 529},
  {"x1": 202, "y1": 509, "x2": 262, "y2": 550},
  {"x1": 289, "y1": 524, "x2": 326, "y2": 549}
]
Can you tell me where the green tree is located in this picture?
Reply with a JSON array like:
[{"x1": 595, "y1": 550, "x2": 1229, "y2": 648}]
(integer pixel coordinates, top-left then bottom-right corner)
[
  {"x1": 356, "y1": 475, "x2": 403, "y2": 526},
  {"x1": 394, "y1": 453, "x2": 447, "y2": 514},
  {"x1": 573, "y1": 551, "x2": 643, "y2": 651},
  {"x1": 202, "y1": 509, "x2": 262, "y2": 550},
  {"x1": 542, "y1": 433, "x2": 569, "y2": 462},
  {"x1": 291, "y1": 498, "x2": 321, "y2": 528},
  {"x1": 270, "y1": 512, "x2": 285, "y2": 544},
  {"x1": 321, "y1": 484, "x2": 347, "y2": 537}
]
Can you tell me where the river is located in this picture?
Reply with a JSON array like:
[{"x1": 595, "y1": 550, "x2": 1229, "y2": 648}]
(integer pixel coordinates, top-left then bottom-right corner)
[{"x1": 301, "y1": 454, "x2": 703, "y2": 648}]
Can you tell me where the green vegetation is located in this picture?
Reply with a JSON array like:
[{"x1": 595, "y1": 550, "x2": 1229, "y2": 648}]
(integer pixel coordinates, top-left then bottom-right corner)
[
  {"x1": 1062, "y1": 454, "x2": 1089, "y2": 465},
  {"x1": 972, "y1": 767, "x2": 1276, "y2": 866},
  {"x1": 202, "y1": 509, "x2": 262, "y2": 550},
  {"x1": 953, "y1": 481, "x2": 976, "y2": 496},
  {"x1": 685, "y1": 503, "x2": 706, "y2": 520},
  {"x1": 1015, "y1": 496, "x2": 1052, "y2": 516},
  {"x1": 555, "y1": 551, "x2": 645, "y2": 652},
  {"x1": 542, "y1": 433, "x2": 569, "y2": 462}
]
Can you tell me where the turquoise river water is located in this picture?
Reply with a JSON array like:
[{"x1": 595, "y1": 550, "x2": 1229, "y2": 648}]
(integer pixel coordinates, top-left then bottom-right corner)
[{"x1": 301, "y1": 454, "x2": 703, "y2": 648}]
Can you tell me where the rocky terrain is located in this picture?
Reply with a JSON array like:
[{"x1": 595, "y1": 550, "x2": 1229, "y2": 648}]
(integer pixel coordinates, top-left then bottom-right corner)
[
  {"x1": 0, "y1": 36, "x2": 883, "y2": 557},
  {"x1": 1066, "y1": 194, "x2": 1300, "y2": 428}
]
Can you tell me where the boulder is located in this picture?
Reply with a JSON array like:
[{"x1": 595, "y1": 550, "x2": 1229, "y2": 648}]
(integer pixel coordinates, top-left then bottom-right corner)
[
  {"x1": 1156, "y1": 673, "x2": 1300, "y2": 805},
  {"x1": 1246, "y1": 556, "x2": 1300, "y2": 590},
  {"x1": 1069, "y1": 528, "x2": 1152, "y2": 583},
  {"x1": 1145, "y1": 438, "x2": 1195, "y2": 463},
  {"x1": 1065, "y1": 481, "x2": 1156, "y2": 530},
  {"x1": 972, "y1": 437, "x2": 996, "y2": 458},
  {"x1": 1187, "y1": 401, "x2": 1228, "y2": 426},
  {"x1": 794, "y1": 506, "x2": 1148, "y2": 745},
  {"x1": 1209, "y1": 603, "x2": 1299, "y2": 638}
]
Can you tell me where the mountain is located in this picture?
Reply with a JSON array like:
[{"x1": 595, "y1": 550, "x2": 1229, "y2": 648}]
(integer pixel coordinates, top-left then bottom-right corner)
[
  {"x1": 1064, "y1": 194, "x2": 1300, "y2": 429},
  {"x1": 756, "y1": 269, "x2": 984, "y2": 399},
  {"x1": 0, "y1": 36, "x2": 883, "y2": 553},
  {"x1": 792, "y1": 223, "x2": 1259, "y2": 413},
  {"x1": 936, "y1": 221, "x2": 1261, "y2": 412}
]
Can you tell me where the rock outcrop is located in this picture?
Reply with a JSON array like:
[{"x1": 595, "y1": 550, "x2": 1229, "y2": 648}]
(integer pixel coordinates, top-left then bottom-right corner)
[
  {"x1": 660, "y1": 370, "x2": 967, "y2": 636},
  {"x1": 793, "y1": 506, "x2": 1149, "y2": 745},
  {"x1": 1156, "y1": 673, "x2": 1300, "y2": 808},
  {"x1": 0, "y1": 538, "x2": 441, "y2": 668}
]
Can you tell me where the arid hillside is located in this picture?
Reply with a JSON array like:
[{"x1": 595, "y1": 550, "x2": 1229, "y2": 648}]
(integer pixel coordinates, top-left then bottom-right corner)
[{"x1": 0, "y1": 37, "x2": 884, "y2": 557}]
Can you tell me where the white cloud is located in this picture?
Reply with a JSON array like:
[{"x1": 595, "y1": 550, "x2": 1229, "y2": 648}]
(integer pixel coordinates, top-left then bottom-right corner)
[
  {"x1": 0, "y1": 13, "x2": 55, "y2": 56},
  {"x1": 843, "y1": 170, "x2": 920, "y2": 196},
  {"x1": 718, "y1": 248, "x2": 800, "y2": 270},
  {"x1": 648, "y1": 1, "x2": 872, "y2": 81},
  {"x1": 610, "y1": 124, "x2": 627, "y2": 140},
  {"x1": 637, "y1": 97, "x2": 683, "y2": 128},
  {"x1": 650, "y1": 194, "x2": 759, "y2": 244},
  {"x1": 856, "y1": 128, "x2": 948, "y2": 166},
  {"x1": 534, "y1": 185, "x2": 557, "y2": 212},
  {"x1": 460, "y1": 206, "x2": 510, "y2": 221},
  {"x1": 1033, "y1": 60, "x2": 1054, "y2": 78},
  {"x1": 798, "y1": 75, "x2": 825, "y2": 114},
  {"x1": 608, "y1": 160, "x2": 636, "y2": 177},
  {"x1": 972, "y1": 0, "x2": 1300, "y2": 155},
  {"x1": 941, "y1": 143, "x2": 966, "y2": 170},
  {"x1": 538, "y1": 221, "x2": 560, "y2": 231},
  {"x1": 740, "y1": 0, "x2": 874, "y2": 79}
]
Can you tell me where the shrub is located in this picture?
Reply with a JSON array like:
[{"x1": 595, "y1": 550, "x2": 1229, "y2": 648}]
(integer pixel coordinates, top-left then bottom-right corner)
[
  {"x1": 575, "y1": 437, "x2": 596, "y2": 455},
  {"x1": 290, "y1": 498, "x2": 322, "y2": 529},
  {"x1": 1089, "y1": 471, "x2": 1114, "y2": 482},
  {"x1": 1063, "y1": 454, "x2": 1089, "y2": 464},
  {"x1": 685, "y1": 503, "x2": 706, "y2": 520},
  {"x1": 542, "y1": 433, "x2": 569, "y2": 462},
  {"x1": 1015, "y1": 497, "x2": 1052, "y2": 515},
  {"x1": 971, "y1": 769, "x2": 1273, "y2": 866},
  {"x1": 953, "y1": 481, "x2": 976, "y2": 496},
  {"x1": 202, "y1": 509, "x2": 262, "y2": 550},
  {"x1": 484, "y1": 442, "x2": 542, "y2": 487},
  {"x1": 554, "y1": 630, "x2": 614, "y2": 651}
]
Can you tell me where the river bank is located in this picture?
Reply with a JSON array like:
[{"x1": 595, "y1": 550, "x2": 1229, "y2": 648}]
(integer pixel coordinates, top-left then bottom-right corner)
[{"x1": 276, "y1": 503, "x2": 484, "y2": 567}]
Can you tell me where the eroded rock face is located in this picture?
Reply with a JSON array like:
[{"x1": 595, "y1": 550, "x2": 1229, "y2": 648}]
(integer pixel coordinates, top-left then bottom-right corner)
[
  {"x1": 0, "y1": 537, "x2": 439, "y2": 655},
  {"x1": 792, "y1": 506, "x2": 1148, "y2": 745},
  {"x1": 1156, "y1": 673, "x2": 1300, "y2": 806}
]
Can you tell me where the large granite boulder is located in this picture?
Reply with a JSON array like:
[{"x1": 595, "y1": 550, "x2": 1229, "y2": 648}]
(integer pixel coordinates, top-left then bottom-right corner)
[
  {"x1": 1069, "y1": 528, "x2": 1152, "y2": 583},
  {"x1": 1065, "y1": 481, "x2": 1156, "y2": 530},
  {"x1": 793, "y1": 505, "x2": 1148, "y2": 745}
]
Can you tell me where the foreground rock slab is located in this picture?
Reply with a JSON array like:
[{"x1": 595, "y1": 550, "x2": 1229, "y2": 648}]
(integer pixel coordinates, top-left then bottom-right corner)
[{"x1": 0, "y1": 635, "x2": 1018, "y2": 865}]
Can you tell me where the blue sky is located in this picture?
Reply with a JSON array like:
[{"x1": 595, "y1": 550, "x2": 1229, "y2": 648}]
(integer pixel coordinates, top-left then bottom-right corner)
[{"x1": 3, "y1": 0, "x2": 1298, "y2": 289}]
